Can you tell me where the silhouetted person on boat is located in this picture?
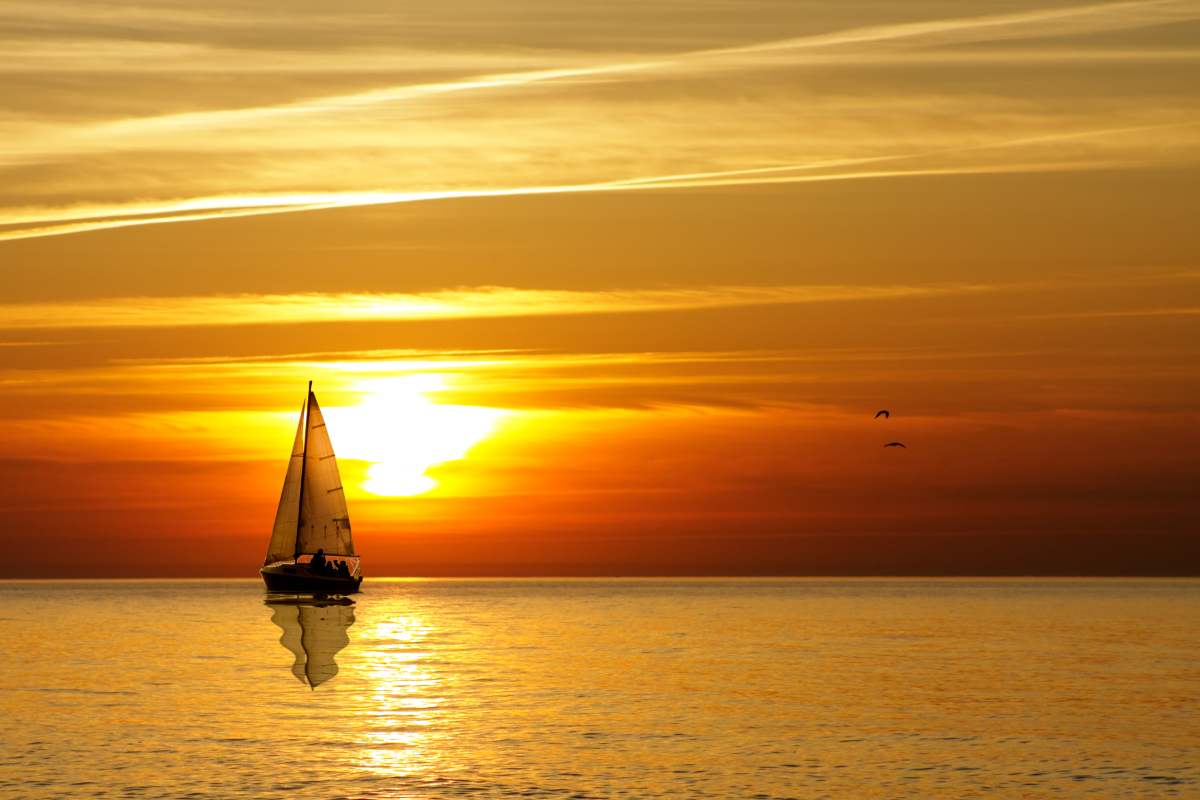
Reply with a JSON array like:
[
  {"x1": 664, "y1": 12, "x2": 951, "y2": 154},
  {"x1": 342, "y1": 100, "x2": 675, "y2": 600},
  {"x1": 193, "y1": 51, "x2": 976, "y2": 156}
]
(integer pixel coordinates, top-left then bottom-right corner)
[
  {"x1": 337, "y1": 561, "x2": 351, "y2": 579},
  {"x1": 311, "y1": 549, "x2": 326, "y2": 572}
]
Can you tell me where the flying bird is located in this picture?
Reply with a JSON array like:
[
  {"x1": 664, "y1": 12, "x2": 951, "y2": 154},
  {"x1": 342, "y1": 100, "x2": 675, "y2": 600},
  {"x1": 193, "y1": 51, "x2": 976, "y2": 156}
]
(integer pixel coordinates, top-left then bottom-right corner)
[
  {"x1": 884, "y1": 442, "x2": 906, "y2": 448},
  {"x1": 874, "y1": 409, "x2": 890, "y2": 419}
]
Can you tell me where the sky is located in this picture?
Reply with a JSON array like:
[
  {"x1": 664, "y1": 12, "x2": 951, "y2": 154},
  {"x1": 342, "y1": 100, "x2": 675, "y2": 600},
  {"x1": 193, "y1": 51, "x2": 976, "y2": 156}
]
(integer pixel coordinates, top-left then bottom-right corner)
[{"x1": 2, "y1": 0, "x2": 1199, "y2": 577}]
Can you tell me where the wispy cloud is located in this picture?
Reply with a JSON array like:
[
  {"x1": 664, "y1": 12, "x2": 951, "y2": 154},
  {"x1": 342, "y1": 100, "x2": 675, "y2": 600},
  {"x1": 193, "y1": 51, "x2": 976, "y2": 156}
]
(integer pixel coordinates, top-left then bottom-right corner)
[
  {"x1": 0, "y1": 283, "x2": 994, "y2": 331},
  {"x1": 711, "y1": 0, "x2": 1200, "y2": 58},
  {"x1": 1018, "y1": 307, "x2": 1200, "y2": 320},
  {"x1": 3, "y1": 0, "x2": 1198, "y2": 246},
  {"x1": 5, "y1": 266, "x2": 1190, "y2": 330},
  {"x1": 10, "y1": 1, "x2": 1196, "y2": 151},
  {"x1": 0, "y1": 136, "x2": 1158, "y2": 242}
]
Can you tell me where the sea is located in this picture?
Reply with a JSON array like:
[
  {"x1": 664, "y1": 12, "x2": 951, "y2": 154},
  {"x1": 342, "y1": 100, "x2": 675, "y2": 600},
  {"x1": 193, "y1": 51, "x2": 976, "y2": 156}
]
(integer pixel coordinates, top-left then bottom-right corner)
[{"x1": 0, "y1": 579, "x2": 1196, "y2": 799}]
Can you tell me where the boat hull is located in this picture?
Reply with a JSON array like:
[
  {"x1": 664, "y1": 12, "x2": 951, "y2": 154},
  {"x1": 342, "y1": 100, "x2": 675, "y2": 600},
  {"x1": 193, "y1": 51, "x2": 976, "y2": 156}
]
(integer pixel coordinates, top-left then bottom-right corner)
[{"x1": 261, "y1": 563, "x2": 362, "y2": 595}]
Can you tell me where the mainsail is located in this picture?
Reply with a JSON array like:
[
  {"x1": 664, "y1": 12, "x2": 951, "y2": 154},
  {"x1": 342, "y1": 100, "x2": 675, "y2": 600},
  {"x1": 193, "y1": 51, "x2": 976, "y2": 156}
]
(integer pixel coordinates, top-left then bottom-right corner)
[
  {"x1": 298, "y1": 393, "x2": 355, "y2": 556},
  {"x1": 264, "y1": 388, "x2": 355, "y2": 565}
]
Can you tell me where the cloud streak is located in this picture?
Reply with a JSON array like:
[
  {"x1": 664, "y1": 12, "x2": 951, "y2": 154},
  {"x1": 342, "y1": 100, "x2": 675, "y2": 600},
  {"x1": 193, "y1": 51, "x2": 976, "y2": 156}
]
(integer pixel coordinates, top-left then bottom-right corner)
[
  {"x1": 11, "y1": 1, "x2": 1195, "y2": 152},
  {"x1": 2, "y1": 1, "x2": 1197, "y2": 242},
  {"x1": 0, "y1": 283, "x2": 995, "y2": 331},
  {"x1": 0, "y1": 129, "x2": 1162, "y2": 243}
]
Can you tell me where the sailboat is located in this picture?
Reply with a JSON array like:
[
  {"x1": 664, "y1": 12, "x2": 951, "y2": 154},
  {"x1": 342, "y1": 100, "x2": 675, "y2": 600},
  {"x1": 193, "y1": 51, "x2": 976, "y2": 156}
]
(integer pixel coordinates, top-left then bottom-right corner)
[{"x1": 261, "y1": 382, "x2": 363, "y2": 594}]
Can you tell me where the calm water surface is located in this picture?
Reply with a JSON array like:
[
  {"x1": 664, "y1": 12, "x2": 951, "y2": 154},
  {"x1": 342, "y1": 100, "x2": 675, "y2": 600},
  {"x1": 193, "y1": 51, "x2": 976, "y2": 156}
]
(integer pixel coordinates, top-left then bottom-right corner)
[{"x1": 0, "y1": 579, "x2": 1196, "y2": 799}]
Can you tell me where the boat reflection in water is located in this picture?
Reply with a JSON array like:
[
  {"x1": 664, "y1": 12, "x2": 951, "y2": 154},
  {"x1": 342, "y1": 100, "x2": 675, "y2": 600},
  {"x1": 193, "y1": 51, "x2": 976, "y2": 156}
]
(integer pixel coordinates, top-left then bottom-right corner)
[{"x1": 265, "y1": 596, "x2": 356, "y2": 688}]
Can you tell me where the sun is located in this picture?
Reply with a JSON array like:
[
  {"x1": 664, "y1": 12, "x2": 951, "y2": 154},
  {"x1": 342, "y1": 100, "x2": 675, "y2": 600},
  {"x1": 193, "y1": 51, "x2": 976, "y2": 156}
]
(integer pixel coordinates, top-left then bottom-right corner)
[{"x1": 322, "y1": 375, "x2": 505, "y2": 497}]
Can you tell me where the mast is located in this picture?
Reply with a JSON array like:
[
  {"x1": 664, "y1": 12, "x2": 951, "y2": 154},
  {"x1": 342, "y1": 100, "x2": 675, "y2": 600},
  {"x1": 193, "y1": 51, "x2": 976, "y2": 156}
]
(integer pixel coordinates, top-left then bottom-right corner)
[{"x1": 294, "y1": 380, "x2": 312, "y2": 559}]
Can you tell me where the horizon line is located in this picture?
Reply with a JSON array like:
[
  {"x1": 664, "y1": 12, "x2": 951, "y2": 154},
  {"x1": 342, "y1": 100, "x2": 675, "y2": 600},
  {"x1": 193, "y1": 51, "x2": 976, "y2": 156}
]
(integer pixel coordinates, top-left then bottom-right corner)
[{"x1": 4, "y1": 574, "x2": 1198, "y2": 582}]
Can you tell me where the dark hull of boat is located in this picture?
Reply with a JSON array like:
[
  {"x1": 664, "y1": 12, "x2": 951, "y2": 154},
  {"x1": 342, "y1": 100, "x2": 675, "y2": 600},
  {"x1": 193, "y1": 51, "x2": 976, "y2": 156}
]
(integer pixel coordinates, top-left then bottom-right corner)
[{"x1": 261, "y1": 567, "x2": 362, "y2": 595}]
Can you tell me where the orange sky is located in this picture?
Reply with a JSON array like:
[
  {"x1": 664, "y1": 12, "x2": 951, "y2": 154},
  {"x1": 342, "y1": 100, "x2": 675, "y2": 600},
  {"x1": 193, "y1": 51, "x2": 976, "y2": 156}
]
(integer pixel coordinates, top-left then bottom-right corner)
[{"x1": 2, "y1": 0, "x2": 1199, "y2": 576}]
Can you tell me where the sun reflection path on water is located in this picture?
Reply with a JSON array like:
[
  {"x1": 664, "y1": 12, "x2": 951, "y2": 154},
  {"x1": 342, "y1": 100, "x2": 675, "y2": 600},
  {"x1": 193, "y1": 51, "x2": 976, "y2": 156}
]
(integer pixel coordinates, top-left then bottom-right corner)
[
  {"x1": 323, "y1": 375, "x2": 507, "y2": 497},
  {"x1": 354, "y1": 614, "x2": 446, "y2": 779}
]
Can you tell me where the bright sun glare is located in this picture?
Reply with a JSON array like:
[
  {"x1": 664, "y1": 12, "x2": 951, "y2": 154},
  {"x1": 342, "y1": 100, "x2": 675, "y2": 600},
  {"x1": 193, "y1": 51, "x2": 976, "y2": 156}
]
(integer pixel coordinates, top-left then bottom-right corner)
[{"x1": 323, "y1": 375, "x2": 506, "y2": 497}]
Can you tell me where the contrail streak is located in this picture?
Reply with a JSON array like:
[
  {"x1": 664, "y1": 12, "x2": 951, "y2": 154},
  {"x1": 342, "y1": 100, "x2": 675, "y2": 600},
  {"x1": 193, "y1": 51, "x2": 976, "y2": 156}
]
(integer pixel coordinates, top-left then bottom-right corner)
[
  {"x1": 4, "y1": 119, "x2": 1184, "y2": 243},
  {"x1": 7, "y1": 0, "x2": 1193, "y2": 162}
]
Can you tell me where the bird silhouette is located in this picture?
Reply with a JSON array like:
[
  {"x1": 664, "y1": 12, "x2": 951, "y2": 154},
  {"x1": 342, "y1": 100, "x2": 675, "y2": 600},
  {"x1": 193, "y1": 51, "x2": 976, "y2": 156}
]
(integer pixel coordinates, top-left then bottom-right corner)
[
  {"x1": 874, "y1": 409, "x2": 890, "y2": 419},
  {"x1": 883, "y1": 442, "x2": 906, "y2": 448}
]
